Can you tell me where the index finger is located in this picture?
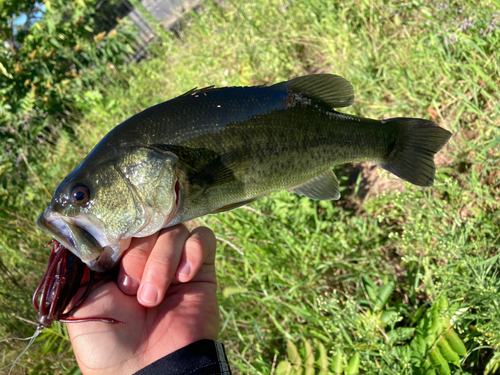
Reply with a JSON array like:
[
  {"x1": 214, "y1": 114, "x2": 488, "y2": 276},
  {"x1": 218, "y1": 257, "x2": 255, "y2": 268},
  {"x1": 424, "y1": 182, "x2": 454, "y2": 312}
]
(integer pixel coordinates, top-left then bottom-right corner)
[
  {"x1": 117, "y1": 225, "x2": 190, "y2": 301},
  {"x1": 138, "y1": 225, "x2": 191, "y2": 307}
]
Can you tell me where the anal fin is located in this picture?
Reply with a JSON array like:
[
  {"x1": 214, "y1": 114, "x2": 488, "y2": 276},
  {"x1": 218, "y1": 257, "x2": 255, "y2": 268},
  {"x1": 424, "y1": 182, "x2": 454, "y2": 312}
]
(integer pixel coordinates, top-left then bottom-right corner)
[{"x1": 288, "y1": 170, "x2": 341, "y2": 201}]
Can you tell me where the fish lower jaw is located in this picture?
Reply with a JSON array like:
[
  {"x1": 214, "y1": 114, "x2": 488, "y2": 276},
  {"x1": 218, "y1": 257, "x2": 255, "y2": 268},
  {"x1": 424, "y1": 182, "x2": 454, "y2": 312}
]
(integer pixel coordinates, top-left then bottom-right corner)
[
  {"x1": 37, "y1": 211, "x2": 103, "y2": 266},
  {"x1": 37, "y1": 211, "x2": 78, "y2": 255}
]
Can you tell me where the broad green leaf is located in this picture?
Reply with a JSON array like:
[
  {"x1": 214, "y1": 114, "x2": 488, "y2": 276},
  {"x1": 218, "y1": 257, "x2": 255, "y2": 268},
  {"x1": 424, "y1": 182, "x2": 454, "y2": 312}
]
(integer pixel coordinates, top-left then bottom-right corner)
[
  {"x1": 316, "y1": 341, "x2": 329, "y2": 371},
  {"x1": 361, "y1": 274, "x2": 378, "y2": 303},
  {"x1": 332, "y1": 351, "x2": 343, "y2": 374},
  {"x1": 345, "y1": 353, "x2": 360, "y2": 375},
  {"x1": 287, "y1": 339, "x2": 302, "y2": 369},
  {"x1": 276, "y1": 360, "x2": 293, "y2": 375},
  {"x1": 302, "y1": 340, "x2": 315, "y2": 375},
  {"x1": 374, "y1": 283, "x2": 394, "y2": 311},
  {"x1": 436, "y1": 337, "x2": 460, "y2": 367},
  {"x1": 443, "y1": 326, "x2": 466, "y2": 357},
  {"x1": 429, "y1": 347, "x2": 451, "y2": 375}
]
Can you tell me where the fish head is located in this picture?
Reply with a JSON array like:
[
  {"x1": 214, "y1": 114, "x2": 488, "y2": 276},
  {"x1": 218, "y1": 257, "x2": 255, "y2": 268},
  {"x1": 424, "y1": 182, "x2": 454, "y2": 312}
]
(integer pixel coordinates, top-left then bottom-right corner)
[{"x1": 37, "y1": 145, "x2": 180, "y2": 272}]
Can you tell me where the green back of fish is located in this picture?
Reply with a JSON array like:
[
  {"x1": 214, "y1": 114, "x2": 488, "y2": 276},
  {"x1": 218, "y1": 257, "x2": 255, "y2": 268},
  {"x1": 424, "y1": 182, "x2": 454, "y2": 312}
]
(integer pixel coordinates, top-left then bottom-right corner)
[{"x1": 83, "y1": 75, "x2": 450, "y2": 222}]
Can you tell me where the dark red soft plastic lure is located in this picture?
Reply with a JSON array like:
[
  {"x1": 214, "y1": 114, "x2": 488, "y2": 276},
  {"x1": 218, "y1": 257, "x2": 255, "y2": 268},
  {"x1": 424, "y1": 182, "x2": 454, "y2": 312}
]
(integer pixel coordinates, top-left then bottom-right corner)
[{"x1": 32, "y1": 240, "x2": 123, "y2": 328}]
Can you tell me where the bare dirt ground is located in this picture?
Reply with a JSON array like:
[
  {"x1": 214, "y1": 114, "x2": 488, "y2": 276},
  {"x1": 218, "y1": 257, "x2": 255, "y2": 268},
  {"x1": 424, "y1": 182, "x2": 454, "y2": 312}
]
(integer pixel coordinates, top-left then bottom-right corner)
[{"x1": 347, "y1": 146, "x2": 454, "y2": 200}]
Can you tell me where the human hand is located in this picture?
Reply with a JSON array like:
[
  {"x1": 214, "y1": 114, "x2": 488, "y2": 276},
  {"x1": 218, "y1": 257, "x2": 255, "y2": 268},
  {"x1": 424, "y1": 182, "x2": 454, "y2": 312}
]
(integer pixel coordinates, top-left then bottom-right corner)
[{"x1": 67, "y1": 225, "x2": 219, "y2": 375}]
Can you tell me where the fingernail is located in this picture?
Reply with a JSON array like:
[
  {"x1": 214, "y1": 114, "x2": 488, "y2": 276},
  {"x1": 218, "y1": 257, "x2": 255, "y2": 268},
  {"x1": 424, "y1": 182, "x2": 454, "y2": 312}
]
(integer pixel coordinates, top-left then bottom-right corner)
[
  {"x1": 120, "y1": 274, "x2": 140, "y2": 294},
  {"x1": 176, "y1": 261, "x2": 191, "y2": 278},
  {"x1": 139, "y1": 283, "x2": 159, "y2": 304}
]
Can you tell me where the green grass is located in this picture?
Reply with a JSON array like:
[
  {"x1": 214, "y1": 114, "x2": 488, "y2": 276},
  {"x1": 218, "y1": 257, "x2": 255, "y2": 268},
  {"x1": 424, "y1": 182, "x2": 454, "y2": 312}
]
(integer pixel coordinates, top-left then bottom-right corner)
[{"x1": 1, "y1": 0, "x2": 499, "y2": 373}]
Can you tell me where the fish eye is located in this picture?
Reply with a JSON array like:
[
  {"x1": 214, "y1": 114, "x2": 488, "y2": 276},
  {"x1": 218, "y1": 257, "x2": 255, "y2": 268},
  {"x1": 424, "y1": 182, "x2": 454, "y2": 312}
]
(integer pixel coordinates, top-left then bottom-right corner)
[{"x1": 71, "y1": 184, "x2": 90, "y2": 206}]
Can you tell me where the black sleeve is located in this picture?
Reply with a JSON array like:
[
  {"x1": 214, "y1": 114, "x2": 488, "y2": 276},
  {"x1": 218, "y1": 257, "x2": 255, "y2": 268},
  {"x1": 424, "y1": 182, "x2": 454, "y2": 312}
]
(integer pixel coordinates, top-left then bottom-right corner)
[{"x1": 134, "y1": 339, "x2": 232, "y2": 375}]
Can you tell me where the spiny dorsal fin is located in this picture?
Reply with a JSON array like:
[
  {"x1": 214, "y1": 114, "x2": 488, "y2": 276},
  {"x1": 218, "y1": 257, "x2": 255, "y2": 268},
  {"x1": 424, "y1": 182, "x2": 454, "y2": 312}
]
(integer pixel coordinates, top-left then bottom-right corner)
[
  {"x1": 273, "y1": 74, "x2": 355, "y2": 108},
  {"x1": 180, "y1": 85, "x2": 217, "y2": 97},
  {"x1": 288, "y1": 169, "x2": 341, "y2": 200}
]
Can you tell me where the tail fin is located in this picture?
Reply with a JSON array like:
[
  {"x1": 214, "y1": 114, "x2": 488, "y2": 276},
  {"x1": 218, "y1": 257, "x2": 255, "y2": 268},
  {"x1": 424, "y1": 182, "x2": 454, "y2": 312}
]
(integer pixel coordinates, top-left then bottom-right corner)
[{"x1": 378, "y1": 118, "x2": 452, "y2": 187}]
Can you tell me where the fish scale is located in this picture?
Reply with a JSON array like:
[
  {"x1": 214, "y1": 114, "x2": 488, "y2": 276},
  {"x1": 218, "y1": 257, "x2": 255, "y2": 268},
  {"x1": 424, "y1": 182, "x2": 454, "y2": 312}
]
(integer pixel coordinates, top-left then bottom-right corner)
[
  {"x1": 37, "y1": 74, "x2": 451, "y2": 272},
  {"x1": 171, "y1": 108, "x2": 395, "y2": 224}
]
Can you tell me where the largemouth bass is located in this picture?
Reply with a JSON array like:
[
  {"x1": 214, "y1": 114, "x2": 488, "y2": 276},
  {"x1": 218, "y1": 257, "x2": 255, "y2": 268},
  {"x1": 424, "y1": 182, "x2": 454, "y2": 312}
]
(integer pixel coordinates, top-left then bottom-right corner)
[{"x1": 37, "y1": 74, "x2": 451, "y2": 272}]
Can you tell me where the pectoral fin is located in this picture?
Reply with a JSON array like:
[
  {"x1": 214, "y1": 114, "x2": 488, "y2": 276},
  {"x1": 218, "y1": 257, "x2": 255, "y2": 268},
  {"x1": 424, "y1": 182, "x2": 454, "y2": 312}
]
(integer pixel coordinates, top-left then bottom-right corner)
[
  {"x1": 289, "y1": 170, "x2": 341, "y2": 200},
  {"x1": 191, "y1": 147, "x2": 251, "y2": 187},
  {"x1": 211, "y1": 198, "x2": 258, "y2": 214}
]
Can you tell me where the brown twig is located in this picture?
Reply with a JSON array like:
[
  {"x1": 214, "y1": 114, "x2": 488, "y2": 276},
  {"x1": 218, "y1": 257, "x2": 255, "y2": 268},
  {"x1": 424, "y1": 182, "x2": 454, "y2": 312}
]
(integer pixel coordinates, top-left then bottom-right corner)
[{"x1": 0, "y1": 259, "x2": 28, "y2": 294}]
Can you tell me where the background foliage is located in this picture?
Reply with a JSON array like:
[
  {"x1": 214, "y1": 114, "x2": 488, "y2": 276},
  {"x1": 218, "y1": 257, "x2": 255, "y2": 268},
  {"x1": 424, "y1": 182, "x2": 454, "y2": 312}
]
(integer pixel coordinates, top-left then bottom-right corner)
[
  {"x1": 0, "y1": 0, "x2": 136, "y2": 196},
  {"x1": 1, "y1": 0, "x2": 499, "y2": 374}
]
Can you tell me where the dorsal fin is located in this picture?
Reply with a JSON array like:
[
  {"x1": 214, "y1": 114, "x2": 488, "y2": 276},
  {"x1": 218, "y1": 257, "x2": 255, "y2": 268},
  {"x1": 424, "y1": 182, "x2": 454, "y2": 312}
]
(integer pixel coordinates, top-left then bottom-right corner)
[
  {"x1": 180, "y1": 85, "x2": 216, "y2": 97},
  {"x1": 272, "y1": 74, "x2": 355, "y2": 108}
]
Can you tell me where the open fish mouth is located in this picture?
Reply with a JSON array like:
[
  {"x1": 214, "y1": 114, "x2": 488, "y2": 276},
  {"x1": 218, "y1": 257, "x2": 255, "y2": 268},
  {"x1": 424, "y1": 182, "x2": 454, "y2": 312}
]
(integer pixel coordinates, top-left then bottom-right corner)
[{"x1": 37, "y1": 210, "x2": 103, "y2": 267}]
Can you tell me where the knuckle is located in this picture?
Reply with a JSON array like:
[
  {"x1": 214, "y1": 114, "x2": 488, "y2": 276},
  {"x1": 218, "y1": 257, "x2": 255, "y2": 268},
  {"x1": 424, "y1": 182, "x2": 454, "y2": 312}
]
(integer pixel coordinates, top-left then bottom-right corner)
[
  {"x1": 133, "y1": 243, "x2": 152, "y2": 255},
  {"x1": 148, "y1": 253, "x2": 175, "y2": 268},
  {"x1": 125, "y1": 248, "x2": 149, "y2": 261},
  {"x1": 160, "y1": 223, "x2": 190, "y2": 238}
]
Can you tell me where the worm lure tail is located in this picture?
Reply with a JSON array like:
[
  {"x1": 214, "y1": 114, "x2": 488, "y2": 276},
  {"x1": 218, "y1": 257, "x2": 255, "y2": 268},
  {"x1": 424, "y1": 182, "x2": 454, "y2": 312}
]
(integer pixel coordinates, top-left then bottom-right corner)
[{"x1": 33, "y1": 240, "x2": 123, "y2": 328}]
